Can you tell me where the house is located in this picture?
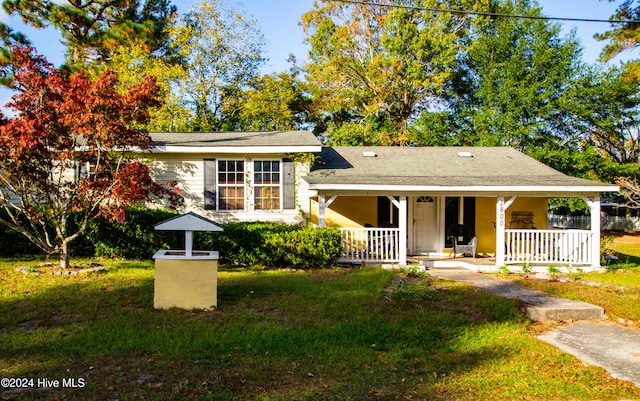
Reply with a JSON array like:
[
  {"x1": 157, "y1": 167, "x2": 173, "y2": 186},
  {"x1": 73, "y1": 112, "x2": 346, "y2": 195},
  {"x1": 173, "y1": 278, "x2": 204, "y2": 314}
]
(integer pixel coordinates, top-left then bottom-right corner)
[{"x1": 144, "y1": 131, "x2": 618, "y2": 272}]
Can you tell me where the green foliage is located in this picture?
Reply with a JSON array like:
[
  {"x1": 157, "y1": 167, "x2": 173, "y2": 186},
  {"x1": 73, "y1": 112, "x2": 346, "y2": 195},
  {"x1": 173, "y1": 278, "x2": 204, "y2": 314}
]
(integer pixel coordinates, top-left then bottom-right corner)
[
  {"x1": 79, "y1": 208, "x2": 181, "y2": 259},
  {"x1": 428, "y1": 0, "x2": 586, "y2": 152},
  {"x1": 600, "y1": 235, "x2": 616, "y2": 265},
  {"x1": 0, "y1": 210, "x2": 341, "y2": 269},
  {"x1": 199, "y1": 222, "x2": 341, "y2": 269},
  {"x1": 228, "y1": 71, "x2": 312, "y2": 131},
  {"x1": 302, "y1": 0, "x2": 484, "y2": 144},
  {"x1": 596, "y1": 0, "x2": 640, "y2": 63},
  {"x1": 166, "y1": 0, "x2": 266, "y2": 131},
  {"x1": 264, "y1": 226, "x2": 342, "y2": 269},
  {"x1": 1, "y1": 0, "x2": 176, "y2": 70}
]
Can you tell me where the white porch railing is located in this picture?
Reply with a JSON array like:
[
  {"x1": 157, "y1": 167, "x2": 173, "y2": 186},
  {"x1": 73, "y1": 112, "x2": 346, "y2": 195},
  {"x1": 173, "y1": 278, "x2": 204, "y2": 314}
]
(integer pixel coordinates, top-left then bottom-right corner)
[
  {"x1": 505, "y1": 229, "x2": 593, "y2": 265},
  {"x1": 339, "y1": 228, "x2": 400, "y2": 263}
]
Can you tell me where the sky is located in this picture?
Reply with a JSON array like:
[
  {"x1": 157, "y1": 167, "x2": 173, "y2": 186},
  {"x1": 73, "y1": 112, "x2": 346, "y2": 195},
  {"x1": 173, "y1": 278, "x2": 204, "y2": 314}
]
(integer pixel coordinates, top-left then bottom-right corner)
[{"x1": 0, "y1": 0, "x2": 634, "y2": 73}]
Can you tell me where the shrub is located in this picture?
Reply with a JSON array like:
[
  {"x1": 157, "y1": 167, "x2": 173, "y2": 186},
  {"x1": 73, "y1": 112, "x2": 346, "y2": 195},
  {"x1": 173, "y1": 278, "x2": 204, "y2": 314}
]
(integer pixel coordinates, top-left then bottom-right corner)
[
  {"x1": 198, "y1": 222, "x2": 341, "y2": 269},
  {"x1": 79, "y1": 208, "x2": 182, "y2": 259},
  {"x1": 0, "y1": 209, "x2": 342, "y2": 269}
]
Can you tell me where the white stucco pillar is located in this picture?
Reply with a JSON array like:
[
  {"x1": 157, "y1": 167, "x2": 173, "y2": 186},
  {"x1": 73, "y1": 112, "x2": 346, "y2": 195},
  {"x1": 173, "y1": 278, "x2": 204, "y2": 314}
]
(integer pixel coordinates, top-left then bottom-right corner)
[
  {"x1": 399, "y1": 196, "x2": 407, "y2": 266},
  {"x1": 584, "y1": 195, "x2": 601, "y2": 269},
  {"x1": 495, "y1": 197, "x2": 506, "y2": 266}
]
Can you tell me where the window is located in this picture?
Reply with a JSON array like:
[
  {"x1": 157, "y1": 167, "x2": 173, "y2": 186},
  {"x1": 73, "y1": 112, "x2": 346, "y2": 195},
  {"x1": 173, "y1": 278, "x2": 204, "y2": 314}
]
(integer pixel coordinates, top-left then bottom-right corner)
[
  {"x1": 254, "y1": 160, "x2": 281, "y2": 210},
  {"x1": 203, "y1": 158, "x2": 294, "y2": 212},
  {"x1": 218, "y1": 160, "x2": 245, "y2": 210},
  {"x1": 76, "y1": 159, "x2": 111, "y2": 182}
]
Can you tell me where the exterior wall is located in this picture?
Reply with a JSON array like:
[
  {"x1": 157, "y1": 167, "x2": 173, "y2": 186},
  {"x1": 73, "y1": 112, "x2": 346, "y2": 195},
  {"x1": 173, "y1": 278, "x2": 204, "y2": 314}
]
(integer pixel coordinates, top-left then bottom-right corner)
[
  {"x1": 309, "y1": 196, "x2": 378, "y2": 227},
  {"x1": 475, "y1": 196, "x2": 549, "y2": 255},
  {"x1": 475, "y1": 197, "x2": 497, "y2": 255},
  {"x1": 143, "y1": 152, "x2": 311, "y2": 224}
]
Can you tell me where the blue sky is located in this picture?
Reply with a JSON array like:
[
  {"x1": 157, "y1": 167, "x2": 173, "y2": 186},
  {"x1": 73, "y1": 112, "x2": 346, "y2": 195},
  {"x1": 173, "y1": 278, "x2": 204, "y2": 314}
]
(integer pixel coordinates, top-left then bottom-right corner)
[{"x1": 0, "y1": 0, "x2": 633, "y2": 72}]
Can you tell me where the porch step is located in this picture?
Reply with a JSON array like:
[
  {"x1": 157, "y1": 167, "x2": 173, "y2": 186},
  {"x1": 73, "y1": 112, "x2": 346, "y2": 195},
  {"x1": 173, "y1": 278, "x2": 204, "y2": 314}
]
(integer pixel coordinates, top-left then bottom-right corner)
[{"x1": 428, "y1": 267, "x2": 605, "y2": 322}]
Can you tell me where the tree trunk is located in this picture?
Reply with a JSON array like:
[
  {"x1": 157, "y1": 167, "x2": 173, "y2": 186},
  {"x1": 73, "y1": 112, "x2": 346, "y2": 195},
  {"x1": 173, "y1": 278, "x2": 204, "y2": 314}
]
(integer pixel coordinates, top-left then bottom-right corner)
[{"x1": 59, "y1": 241, "x2": 70, "y2": 269}]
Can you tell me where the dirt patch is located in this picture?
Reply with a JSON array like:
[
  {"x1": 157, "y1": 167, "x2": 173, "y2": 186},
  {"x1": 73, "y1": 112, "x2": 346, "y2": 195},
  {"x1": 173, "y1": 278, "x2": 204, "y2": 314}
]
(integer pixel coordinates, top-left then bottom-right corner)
[
  {"x1": 15, "y1": 262, "x2": 106, "y2": 276},
  {"x1": 603, "y1": 231, "x2": 640, "y2": 245}
]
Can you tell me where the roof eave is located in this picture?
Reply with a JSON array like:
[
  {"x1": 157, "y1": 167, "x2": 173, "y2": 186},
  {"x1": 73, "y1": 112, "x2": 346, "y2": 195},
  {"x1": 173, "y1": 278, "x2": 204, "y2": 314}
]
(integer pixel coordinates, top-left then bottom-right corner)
[
  {"x1": 307, "y1": 183, "x2": 619, "y2": 196},
  {"x1": 149, "y1": 145, "x2": 322, "y2": 154}
]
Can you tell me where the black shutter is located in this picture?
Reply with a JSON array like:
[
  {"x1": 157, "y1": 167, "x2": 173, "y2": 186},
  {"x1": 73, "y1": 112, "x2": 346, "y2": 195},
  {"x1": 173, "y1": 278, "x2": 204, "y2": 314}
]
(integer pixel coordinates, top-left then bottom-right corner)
[
  {"x1": 204, "y1": 159, "x2": 216, "y2": 210},
  {"x1": 283, "y1": 158, "x2": 295, "y2": 209}
]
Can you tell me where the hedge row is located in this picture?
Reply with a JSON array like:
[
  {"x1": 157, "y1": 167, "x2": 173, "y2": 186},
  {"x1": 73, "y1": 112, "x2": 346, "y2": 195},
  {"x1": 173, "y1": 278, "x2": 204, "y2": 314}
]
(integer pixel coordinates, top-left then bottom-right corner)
[{"x1": 0, "y1": 209, "x2": 342, "y2": 269}]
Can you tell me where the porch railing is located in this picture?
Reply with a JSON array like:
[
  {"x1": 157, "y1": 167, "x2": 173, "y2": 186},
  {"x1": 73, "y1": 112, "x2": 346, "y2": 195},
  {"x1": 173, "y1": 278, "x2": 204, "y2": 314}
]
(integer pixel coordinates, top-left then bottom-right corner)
[
  {"x1": 339, "y1": 227, "x2": 400, "y2": 263},
  {"x1": 505, "y1": 229, "x2": 593, "y2": 265}
]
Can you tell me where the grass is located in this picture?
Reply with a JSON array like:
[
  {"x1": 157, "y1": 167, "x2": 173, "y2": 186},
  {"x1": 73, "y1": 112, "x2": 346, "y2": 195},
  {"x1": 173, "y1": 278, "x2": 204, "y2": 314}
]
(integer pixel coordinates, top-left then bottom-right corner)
[
  {"x1": 1, "y1": 258, "x2": 640, "y2": 400},
  {"x1": 508, "y1": 241, "x2": 640, "y2": 324}
]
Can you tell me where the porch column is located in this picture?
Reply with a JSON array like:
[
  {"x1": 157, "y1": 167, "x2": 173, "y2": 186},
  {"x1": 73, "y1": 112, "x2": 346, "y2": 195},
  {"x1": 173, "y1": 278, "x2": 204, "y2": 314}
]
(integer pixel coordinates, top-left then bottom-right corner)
[
  {"x1": 584, "y1": 195, "x2": 601, "y2": 268},
  {"x1": 318, "y1": 194, "x2": 337, "y2": 228},
  {"x1": 399, "y1": 196, "x2": 407, "y2": 266},
  {"x1": 496, "y1": 197, "x2": 506, "y2": 266},
  {"x1": 495, "y1": 196, "x2": 516, "y2": 267},
  {"x1": 387, "y1": 196, "x2": 408, "y2": 265}
]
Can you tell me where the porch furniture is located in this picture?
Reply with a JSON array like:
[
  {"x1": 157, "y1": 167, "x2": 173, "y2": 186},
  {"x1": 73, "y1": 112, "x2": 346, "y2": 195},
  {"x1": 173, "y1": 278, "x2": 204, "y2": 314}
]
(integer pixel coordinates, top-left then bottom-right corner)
[
  {"x1": 453, "y1": 236, "x2": 478, "y2": 258},
  {"x1": 447, "y1": 224, "x2": 478, "y2": 258}
]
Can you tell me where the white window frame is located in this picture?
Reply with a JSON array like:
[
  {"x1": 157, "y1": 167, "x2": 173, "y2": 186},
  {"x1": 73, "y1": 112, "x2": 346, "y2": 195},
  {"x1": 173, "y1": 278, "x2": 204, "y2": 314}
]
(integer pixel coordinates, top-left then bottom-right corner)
[
  {"x1": 252, "y1": 159, "x2": 283, "y2": 211},
  {"x1": 217, "y1": 159, "x2": 246, "y2": 211}
]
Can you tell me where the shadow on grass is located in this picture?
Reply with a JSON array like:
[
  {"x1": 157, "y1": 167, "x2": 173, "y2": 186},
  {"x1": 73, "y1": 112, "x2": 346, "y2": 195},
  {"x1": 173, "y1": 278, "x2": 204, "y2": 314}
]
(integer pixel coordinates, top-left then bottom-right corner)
[{"x1": 0, "y1": 267, "x2": 616, "y2": 400}]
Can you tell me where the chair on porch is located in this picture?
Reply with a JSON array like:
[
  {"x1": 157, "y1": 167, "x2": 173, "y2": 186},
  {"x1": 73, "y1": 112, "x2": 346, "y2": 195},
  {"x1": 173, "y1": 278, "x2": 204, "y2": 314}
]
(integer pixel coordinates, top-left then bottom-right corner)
[{"x1": 447, "y1": 224, "x2": 478, "y2": 258}]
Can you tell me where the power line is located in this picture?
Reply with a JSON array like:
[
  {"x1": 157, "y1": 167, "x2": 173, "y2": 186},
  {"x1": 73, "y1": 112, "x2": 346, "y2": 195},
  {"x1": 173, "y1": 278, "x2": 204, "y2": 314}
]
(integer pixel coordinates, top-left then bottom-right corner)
[{"x1": 328, "y1": 0, "x2": 640, "y2": 24}]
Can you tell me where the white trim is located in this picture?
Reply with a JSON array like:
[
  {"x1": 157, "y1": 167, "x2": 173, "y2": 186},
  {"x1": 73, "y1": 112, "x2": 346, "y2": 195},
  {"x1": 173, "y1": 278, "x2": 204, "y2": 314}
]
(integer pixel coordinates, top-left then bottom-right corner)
[
  {"x1": 399, "y1": 196, "x2": 407, "y2": 266},
  {"x1": 150, "y1": 145, "x2": 322, "y2": 154},
  {"x1": 216, "y1": 159, "x2": 247, "y2": 212},
  {"x1": 252, "y1": 159, "x2": 284, "y2": 212},
  {"x1": 308, "y1": 184, "x2": 617, "y2": 193}
]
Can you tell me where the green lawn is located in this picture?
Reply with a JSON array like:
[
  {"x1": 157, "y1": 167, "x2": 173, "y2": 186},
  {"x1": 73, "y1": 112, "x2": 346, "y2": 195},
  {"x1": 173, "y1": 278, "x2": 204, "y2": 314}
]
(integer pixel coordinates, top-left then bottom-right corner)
[
  {"x1": 1, "y1": 258, "x2": 639, "y2": 400},
  {"x1": 509, "y1": 241, "x2": 640, "y2": 324}
]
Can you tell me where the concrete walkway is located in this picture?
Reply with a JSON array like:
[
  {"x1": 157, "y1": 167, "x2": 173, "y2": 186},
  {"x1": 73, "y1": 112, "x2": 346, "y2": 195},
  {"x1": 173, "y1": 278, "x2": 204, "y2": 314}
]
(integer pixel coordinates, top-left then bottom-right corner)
[
  {"x1": 428, "y1": 267, "x2": 604, "y2": 321},
  {"x1": 427, "y1": 267, "x2": 640, "y2": 387}
]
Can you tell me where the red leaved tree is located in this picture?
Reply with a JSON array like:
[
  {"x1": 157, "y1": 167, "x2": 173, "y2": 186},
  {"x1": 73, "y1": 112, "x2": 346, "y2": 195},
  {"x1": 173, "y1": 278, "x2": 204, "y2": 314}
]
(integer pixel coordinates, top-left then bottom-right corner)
[{"x1": 0, "y1": 46, "x2": 183, "y2": 268}]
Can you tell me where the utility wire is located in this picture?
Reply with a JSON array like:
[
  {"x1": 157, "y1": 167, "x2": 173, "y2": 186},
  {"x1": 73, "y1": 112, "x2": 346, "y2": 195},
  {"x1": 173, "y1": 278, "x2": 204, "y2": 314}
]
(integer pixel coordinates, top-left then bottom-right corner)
[{"x1": 328, "y1": 0, "x2": 640, "y2": 24}]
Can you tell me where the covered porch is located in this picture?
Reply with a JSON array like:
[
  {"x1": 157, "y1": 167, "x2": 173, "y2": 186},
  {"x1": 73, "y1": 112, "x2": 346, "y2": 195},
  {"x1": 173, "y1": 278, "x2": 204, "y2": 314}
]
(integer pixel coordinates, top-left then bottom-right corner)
[
  {"x1": 318, "y1": 194, "x2": 603, "y2": 270},
  {"x1": 304, "y1": 146, "x2": 619, "y2": 272}
]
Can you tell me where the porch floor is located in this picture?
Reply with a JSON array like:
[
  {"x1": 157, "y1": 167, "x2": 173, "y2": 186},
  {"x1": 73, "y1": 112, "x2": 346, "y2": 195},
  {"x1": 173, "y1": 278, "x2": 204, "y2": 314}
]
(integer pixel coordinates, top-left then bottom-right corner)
[{"x1": 407, "y1": 254, "x2": 496, "y2": 271}]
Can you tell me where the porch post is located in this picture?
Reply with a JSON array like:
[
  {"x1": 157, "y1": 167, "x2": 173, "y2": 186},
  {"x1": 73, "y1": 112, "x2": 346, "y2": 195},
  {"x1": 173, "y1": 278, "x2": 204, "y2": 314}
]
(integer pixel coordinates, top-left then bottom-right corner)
[
  {"x1": 496, "y1": 197, "x2": 506, "y2": 266},
  {"x1": 318, "y1": 194, "x2": 338, "y2": 228},
  {"x1": 584, "y1": 195, "x2": 601, "y2": 268},
  {"x1": 318, "y1": 195, "x2": 326, "y2": 228},
  {"x1": 399, "y1": 196, "x2": 407, "y2": 266}
]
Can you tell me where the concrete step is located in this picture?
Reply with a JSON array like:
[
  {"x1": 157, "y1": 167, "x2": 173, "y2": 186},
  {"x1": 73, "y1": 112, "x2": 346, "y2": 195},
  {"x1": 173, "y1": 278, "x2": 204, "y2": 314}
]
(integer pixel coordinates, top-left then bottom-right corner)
[{"x1": 428, "y1": 267, "x2": 605, "y2": 322}]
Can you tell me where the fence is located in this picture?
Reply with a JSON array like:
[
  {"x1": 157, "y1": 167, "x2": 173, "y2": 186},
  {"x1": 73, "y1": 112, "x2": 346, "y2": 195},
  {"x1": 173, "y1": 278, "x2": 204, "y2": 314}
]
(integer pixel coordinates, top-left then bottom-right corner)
[{"x1": 548, "y1": 214, "x2": 640, "y2": 231}]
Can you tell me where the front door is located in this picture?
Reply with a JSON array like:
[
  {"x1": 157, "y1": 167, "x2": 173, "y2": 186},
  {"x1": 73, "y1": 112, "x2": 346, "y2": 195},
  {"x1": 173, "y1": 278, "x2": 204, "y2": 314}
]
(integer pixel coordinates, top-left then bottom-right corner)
[{"x1": 414, "y1": 196, "x2": 437, "y2": 254}]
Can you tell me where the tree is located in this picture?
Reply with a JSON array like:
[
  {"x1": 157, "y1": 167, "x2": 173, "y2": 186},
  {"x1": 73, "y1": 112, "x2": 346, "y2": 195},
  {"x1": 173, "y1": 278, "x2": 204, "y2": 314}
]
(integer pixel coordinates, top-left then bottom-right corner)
[
  {"x1": 167, "y1": 0, "x2": 266, "y2": 131},
  {"x1": 421, "y1": 0, "x2": 586, "y2": 150},
  {"x1": 110, "y1": 44, "x2": 192, "y2": 132},
  {"x1": 0, "y1": 47, "x2": 182, "y2": 268},
  {"x1": 302, "y1": 0, "x2": 485, "y2": 145},
  {"x1": 225, "y1": 69, "x2": 311, "y2": 131},
  {"x1": 596, "y1": 0, "x2": 640, "y2": 62},
  {"x1": 1, "y1": 0, "x2": 176, "y2": 70}
]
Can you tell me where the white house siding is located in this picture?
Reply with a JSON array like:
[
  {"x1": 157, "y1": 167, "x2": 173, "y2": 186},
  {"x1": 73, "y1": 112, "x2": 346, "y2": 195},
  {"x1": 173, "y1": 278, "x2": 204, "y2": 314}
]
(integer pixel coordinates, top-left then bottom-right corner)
[{"x1": 144, "y1": 152, "x2": 312, "y2": 224}]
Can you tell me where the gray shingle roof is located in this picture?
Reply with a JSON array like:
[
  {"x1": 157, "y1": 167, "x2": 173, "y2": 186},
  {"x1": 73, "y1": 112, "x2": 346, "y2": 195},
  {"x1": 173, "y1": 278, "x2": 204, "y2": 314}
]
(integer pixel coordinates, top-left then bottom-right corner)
[
  {"x1": 150, "y1": 131, "x2": 321, "y2": 148},
  {"x1": 305, "y1": 146, "x2": 617, "y2": 192}
]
